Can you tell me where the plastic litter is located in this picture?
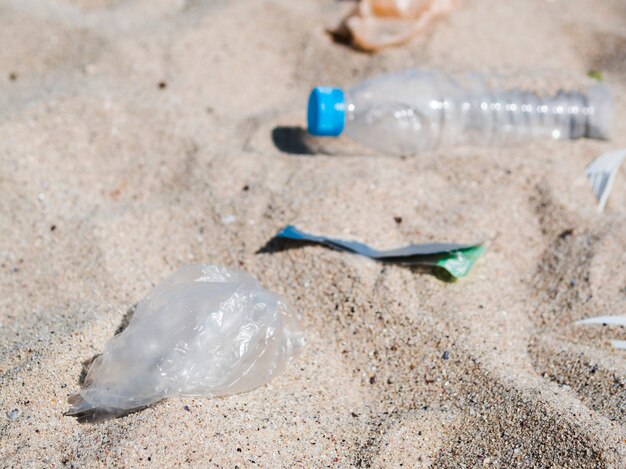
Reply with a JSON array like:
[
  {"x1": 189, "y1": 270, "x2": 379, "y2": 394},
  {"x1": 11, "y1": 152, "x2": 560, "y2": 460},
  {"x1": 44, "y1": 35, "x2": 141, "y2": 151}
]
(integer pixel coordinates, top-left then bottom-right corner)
[
  {"x1": 307, "y1": 69, "x2": 614, "y2": 155},
  {"x1": 68, "y1": 264, "x2": 304, "y2": 420},
  {"x1": 585, "y1": 148, "x2": 625, "y2": 211},
  {"x1": 576, "y1": 315, "x2": 626, "y2": 350},
  {"x1": 275, "y1": 225, "x2": 484, "y2": 278},
  {"x1": 333, "y1": 0, "x2": 459, "y2": 51}
]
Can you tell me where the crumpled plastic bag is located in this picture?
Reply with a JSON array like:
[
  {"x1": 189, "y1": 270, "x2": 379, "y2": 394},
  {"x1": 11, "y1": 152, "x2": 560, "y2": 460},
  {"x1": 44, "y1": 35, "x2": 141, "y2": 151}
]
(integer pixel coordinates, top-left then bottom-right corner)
[{"x1": 68, "y1": 264, "x2": 304, "y2": 420}]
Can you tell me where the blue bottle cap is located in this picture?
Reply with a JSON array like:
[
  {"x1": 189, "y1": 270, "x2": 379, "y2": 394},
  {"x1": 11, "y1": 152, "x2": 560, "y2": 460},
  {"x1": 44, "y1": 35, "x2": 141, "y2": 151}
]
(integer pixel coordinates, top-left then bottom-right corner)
[{"x1": 307, "y1": 87, "x2": 345, "y2": 136}]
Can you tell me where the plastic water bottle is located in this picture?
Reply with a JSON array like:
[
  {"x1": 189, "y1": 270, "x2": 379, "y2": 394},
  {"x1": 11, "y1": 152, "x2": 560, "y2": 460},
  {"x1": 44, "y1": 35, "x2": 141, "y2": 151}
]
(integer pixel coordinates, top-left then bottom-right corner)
[{"x1": 307, "y1": 70, "x2": 614, "y2": 155}]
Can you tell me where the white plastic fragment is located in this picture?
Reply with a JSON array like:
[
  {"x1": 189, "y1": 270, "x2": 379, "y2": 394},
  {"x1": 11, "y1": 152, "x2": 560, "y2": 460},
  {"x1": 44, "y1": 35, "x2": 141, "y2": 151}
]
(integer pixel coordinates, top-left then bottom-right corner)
[
  {"x1": 6, "y1": 409, "x2": 20, "y2": 421},
  {"x1": 69, "y1": 264, "x2": 304, "y2": 419},
  {"x1": 585, "y1": 148, "x2": 626, "y2": 211},
  {"x1": 221, "y1": 214, "x2": 237, "y2": 225},
  {"x1": 575, "y1": 315, "x2": 626, "y2": 351},
  {"x1": 576, "y1": 316, "x2": 626, "y2": 327},
  {"x1": 611, "y1": 340, "x2": 626, "y2": 350}
]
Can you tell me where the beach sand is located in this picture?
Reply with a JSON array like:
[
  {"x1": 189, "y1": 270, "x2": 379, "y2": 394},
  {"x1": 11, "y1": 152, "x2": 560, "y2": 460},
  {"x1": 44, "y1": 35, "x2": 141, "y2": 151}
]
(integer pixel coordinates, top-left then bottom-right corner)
[{"x1": 1, "y1": 0, "x2": 625, "y2": 466}]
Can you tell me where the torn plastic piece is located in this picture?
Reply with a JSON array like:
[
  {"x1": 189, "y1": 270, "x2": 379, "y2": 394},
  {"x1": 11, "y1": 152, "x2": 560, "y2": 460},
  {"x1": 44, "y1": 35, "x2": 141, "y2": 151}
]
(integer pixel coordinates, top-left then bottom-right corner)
[
  {"x1": 575, "y1": 315, "x2": 626, "y2": 350},
  {"x1": 585, "y1": 148, "x2": 626, "y2": 211},
  {"x1": 437, "y1": 244, "x2": 485, "y2": 278},
  {"x1": 276, "y1": 225, "x2": 484, "y2": 278},
  {"x1": 68, "y1": 264, "x2": 304, "y2": 420}
]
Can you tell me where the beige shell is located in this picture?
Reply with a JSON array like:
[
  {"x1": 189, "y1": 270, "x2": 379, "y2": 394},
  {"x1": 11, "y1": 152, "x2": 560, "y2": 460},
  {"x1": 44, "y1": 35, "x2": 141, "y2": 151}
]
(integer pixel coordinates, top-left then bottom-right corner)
[{"x1": 342, "y1": 0, "x2": 458, "y2": 51}]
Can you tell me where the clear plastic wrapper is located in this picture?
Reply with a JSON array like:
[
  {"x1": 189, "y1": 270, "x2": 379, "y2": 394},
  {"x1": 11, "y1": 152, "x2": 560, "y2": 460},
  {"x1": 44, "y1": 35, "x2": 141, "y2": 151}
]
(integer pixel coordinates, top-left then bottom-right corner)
[{"x1": 68, "y1": 264, "x2": 304, "y2": 420}]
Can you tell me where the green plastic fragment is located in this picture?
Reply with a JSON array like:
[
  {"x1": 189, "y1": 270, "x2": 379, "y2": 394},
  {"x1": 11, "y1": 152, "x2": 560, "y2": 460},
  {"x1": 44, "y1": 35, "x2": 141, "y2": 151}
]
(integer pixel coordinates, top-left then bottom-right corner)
[
  {"x1": 435, "y1": 244, "x2": 486, "y2": 278},
  {"x1": 587, "y1": 70, "x2": 603, "y2": 81}
]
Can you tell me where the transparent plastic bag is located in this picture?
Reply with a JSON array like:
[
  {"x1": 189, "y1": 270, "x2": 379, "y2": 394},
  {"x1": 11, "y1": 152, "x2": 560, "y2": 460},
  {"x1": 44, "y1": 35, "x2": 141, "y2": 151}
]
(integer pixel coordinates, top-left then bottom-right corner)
[{"x1": 68, "y1": 264, "x2": 304, "y2": 420}]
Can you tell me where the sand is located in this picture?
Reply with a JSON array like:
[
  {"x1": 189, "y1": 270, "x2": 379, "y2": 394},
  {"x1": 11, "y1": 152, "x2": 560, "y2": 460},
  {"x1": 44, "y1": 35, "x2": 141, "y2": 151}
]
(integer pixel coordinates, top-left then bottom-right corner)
[{"x1": 0, "y1": 0, "x2": 625, "y2": 466}]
